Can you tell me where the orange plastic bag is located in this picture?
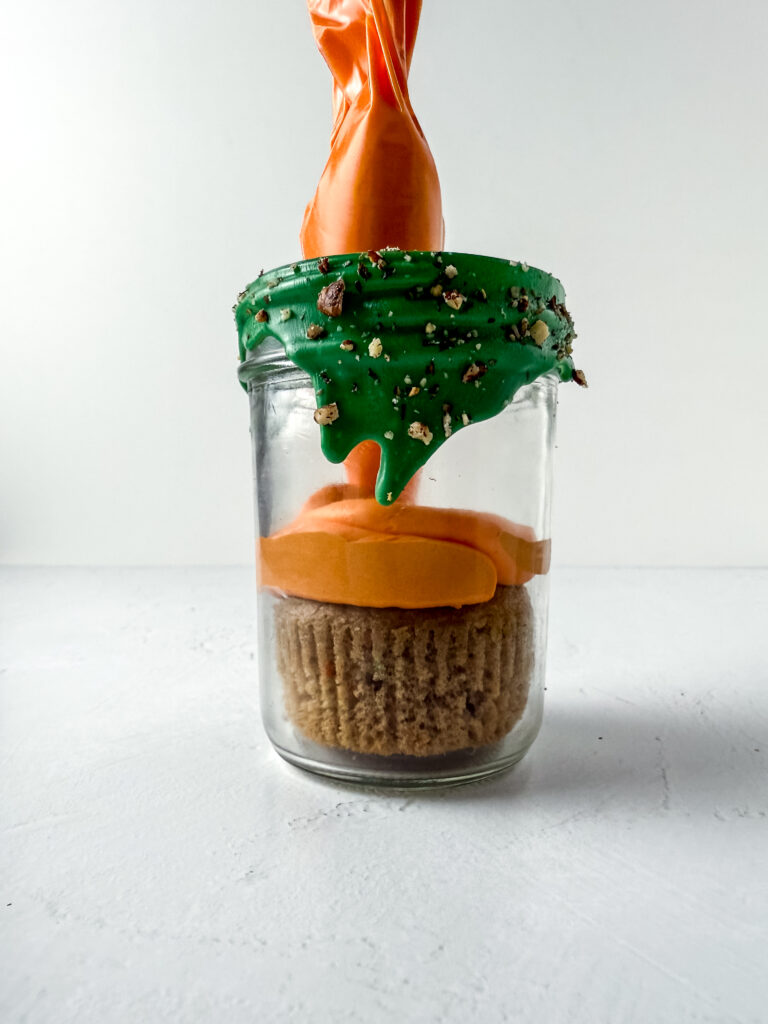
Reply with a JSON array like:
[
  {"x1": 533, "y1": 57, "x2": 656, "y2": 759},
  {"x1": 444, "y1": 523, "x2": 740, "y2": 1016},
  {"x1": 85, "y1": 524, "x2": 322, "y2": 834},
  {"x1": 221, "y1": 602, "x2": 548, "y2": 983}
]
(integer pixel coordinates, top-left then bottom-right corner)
[{"x1": 300, "y1": 0, "x2": 444, "y2": 258}]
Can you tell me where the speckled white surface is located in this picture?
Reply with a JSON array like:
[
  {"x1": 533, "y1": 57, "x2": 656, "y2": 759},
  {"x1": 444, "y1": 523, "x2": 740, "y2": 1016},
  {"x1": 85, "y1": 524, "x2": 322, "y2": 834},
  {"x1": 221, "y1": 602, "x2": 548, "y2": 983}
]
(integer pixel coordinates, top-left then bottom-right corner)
[{"x1": 2, "y1": 568, "x2": 767, "y2": 1024}]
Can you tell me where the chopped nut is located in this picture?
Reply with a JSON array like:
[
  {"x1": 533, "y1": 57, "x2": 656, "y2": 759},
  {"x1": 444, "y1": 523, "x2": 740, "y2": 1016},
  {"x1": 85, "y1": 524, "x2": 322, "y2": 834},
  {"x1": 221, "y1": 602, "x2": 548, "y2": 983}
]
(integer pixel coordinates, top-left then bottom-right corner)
[
  {"x1": 367, "y1": 249, "x2": 382, "y2": 265},
  {"x1": 430, "y1": 284, "x2": 444, "y2": 298},
  {"x1": 424, "y1": 322, "x2": 437, "y2": 335},
  {"x1": 521, "y1": 261, "x2": 529, "y2": 272},
  {"x1": 520, "y1": 317, "x2": 529, "y2": 335},
  {"x1": 279, "y1": 308, "x2": 292, "y2": 322},
  {"x1": 403, "y1": 253, "x2": 412, "y2": 262},
  {"x1": 408, "y1": 421, "x2": 433, "y2": 445},
  {"x1": 317, "y1": 278, "x2": 345, "y2": 318},
  {"x1": 461, "y1": 412, "x2": 471, "y2": 426},
  {"x1": 408, "y1": 386, "x2": 420, "y2": 397},
  {"x1": 306, "y1": 323, "x2": 325, "y2": 340},
  {"x1": 443, "y1": 290, "x2": 465, "y2": 311},
  {"x1": 313, "y1": 403, "x2": 339, "y2": 426},
  {"x1": 384, "y1": 430, "x2": 394, "y2": 440},
  {"x1": 317, "y1": 256, "x2": 330, "y2": 274},
  {"x1": 387, "y1": 492, "x2": 393, "y2": 502},
  {"x1": 442, "y1": 408, "x2": 452, "y2": 438},
  {"x1": 444, "y1": 264, "x2": 458, "y2": 279},
  {"x1": 461, "y1": 361, "x2": 487, "y2": 384},
  {"x1": 573, "y1": 369, "x2": 589, "y2": 388},
  {"x1": 339, "y1": 339, "x2": 356, "y2": 352},
  {"x1": 368, "y1": 337, "x2": 383, "y2": 358},
  {"x1": 528, "y1": 320, "x2": 550, "y2": 346},
  {"x1": 254, "y1": 309, "x2": 269, "y2": 323}
]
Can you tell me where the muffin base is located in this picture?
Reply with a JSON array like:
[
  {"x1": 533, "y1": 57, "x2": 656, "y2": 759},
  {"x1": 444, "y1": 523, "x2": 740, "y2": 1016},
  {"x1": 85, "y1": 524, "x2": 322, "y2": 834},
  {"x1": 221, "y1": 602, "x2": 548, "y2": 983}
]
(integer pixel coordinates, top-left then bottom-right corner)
[{"x1": 274, "y1": 584, "x2": 534, "y2": 757}]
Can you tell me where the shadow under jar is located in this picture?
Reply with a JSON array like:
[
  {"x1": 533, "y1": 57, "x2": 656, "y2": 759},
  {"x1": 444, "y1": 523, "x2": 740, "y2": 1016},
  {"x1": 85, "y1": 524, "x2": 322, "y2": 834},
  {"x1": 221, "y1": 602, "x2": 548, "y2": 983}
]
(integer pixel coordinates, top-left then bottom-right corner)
[{"x1": 244, "y1": 340, "x2": 558, "y2": 788}]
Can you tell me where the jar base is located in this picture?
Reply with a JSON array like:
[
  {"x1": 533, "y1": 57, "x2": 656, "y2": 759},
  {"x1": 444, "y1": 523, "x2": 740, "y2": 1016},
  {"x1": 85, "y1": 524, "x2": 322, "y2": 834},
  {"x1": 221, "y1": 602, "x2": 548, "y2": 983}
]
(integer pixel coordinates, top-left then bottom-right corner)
[{"x1": 270, "y1": 737, "x2": 534, "y2": 790}]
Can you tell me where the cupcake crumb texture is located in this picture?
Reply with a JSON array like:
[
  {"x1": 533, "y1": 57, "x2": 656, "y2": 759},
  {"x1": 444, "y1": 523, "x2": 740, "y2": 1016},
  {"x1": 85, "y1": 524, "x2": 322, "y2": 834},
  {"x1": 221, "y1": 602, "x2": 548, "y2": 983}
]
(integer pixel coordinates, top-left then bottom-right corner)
[{"x1": 275, "y1": 584, "x2": 534, "y2": 757}]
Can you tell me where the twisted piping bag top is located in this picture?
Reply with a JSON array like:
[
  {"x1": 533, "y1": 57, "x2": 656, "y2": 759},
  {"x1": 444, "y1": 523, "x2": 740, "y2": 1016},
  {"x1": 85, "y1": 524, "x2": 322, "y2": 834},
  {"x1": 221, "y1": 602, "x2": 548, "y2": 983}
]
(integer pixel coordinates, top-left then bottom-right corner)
[{"x1": 300, "y1": 0, "x2": 444, "y2": 258}]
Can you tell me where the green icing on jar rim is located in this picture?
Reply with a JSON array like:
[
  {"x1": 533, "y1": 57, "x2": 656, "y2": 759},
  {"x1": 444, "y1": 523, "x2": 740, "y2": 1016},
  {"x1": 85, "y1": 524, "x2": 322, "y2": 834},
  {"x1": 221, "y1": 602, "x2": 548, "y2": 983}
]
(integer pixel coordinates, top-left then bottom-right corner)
[{"x1": 236, "y1": 250, "x2": 583, "y2": 506}]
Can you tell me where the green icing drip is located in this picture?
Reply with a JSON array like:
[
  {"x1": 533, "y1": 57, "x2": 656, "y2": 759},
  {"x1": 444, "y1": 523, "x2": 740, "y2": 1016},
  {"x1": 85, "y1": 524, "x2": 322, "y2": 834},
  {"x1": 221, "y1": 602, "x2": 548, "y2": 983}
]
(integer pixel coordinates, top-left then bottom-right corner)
[{"x1": 236, "y1": 250, "x2": 578, "y2": 505}]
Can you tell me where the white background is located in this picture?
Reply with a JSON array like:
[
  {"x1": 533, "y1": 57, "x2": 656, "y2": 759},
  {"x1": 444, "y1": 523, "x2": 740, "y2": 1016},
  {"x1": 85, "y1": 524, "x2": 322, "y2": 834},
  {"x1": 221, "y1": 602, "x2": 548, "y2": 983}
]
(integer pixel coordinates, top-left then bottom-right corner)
[{"x1": 2, "y1": 0, "x2": 766, "y2": 567}]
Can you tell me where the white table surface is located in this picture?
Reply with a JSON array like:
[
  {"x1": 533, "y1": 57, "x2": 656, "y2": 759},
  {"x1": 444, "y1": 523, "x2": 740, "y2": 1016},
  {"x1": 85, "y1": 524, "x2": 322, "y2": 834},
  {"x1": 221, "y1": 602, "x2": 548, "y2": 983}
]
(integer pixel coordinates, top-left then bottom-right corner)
[{"x1": 2, "y1": 568, "x2": 767, "y2": 1024}]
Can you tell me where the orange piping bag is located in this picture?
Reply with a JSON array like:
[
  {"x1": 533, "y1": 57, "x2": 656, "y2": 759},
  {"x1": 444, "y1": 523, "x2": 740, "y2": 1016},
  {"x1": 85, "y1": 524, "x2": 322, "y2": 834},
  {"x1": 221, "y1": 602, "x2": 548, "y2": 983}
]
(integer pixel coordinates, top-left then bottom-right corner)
[{"x1": 300, "y1": 0, "x2": 444, "y2": 259}]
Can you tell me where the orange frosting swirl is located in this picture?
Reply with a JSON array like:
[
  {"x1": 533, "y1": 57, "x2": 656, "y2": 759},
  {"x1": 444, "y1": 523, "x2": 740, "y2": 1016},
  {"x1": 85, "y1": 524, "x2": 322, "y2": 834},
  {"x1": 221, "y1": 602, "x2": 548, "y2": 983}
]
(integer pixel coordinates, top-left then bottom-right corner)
[{"x1": 261, "y1": 486, "x2": 551, "y2": 609}]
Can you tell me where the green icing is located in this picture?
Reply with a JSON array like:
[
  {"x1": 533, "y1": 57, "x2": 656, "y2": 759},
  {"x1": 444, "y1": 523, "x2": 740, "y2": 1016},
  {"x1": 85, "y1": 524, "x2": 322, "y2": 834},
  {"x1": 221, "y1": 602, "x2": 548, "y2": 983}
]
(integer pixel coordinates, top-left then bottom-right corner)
[{"x1": 236, "y1": 250, "x2": 578, "y2": 505}]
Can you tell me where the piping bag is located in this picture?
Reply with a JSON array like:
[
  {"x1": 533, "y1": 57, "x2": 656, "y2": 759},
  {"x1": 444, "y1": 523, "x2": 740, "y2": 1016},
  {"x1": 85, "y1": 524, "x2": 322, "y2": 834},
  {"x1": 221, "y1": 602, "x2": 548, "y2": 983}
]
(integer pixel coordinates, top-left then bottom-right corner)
[
  {"x1": 300, "y1": 0, "x2": 443, "y2": 259},
  {"x1": 300, "y1": 0, "x2": 443, "y2": 495}
]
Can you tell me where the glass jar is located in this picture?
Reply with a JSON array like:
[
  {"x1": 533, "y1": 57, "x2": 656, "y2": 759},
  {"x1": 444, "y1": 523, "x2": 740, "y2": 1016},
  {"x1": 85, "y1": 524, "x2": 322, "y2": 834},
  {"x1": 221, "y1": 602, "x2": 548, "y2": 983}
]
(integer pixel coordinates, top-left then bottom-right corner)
[{"x1": 243, "y1": 339, "x2": 558, "y2": 787}]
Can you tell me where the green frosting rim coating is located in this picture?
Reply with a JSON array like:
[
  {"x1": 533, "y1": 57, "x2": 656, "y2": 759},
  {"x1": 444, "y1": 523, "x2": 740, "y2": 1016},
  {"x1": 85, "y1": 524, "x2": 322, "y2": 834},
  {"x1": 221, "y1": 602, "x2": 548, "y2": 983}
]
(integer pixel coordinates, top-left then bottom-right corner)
[{"x1": 236, "y1": 250, "x2": 580, "y2": 505}]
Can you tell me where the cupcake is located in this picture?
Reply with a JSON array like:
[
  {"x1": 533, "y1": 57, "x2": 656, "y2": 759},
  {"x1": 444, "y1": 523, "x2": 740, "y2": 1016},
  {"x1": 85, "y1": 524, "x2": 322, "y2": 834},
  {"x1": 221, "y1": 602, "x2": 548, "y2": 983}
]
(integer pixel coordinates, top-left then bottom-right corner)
[{"x1": 274, "y1": 584, "x2": 534, "y2": 757}]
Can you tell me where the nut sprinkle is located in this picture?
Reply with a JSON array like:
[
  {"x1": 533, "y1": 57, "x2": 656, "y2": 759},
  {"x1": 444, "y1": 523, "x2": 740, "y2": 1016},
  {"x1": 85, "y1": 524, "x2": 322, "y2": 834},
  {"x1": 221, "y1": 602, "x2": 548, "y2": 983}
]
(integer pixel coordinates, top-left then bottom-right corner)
[
  {"x1": 443, "y1": 290, "x2": 465, "y2": 311},
  {"x1": 408, "y1": 421, "x2": 433, "y2": 445},
  {"x1": 461, "y1": 362, "x2": 487, "y2": 384},
  {"x1": 313, "y1": 403, "x2": 339, "y2": 426},
  {"x1": 317, "y1": 278, "x2": 345, "y2": 318}
]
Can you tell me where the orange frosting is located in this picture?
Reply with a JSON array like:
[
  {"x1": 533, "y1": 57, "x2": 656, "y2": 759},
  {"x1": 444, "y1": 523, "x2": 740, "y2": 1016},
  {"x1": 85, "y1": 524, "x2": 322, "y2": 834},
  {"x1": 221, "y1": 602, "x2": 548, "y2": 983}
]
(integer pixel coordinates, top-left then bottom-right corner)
[
  {"x1": 289, "y1": 500, "x2": 551, "y2": 585},
  {"x1": 300, "y1": 0, "x2": 443, "y2": 258},
  {"x1": 261, "y1": 527, "x2": 497, "y2": 609},
  {"x1": 261, "y1": 490, "x2": 551, "y2": 609}
]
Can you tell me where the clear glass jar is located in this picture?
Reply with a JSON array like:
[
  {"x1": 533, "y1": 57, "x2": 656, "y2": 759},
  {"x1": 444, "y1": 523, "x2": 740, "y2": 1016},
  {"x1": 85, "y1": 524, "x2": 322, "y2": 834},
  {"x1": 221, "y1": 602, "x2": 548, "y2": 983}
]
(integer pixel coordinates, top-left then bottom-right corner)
[{"x1": 245, "y1": 340, "x2": 558, "y2": 787}]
